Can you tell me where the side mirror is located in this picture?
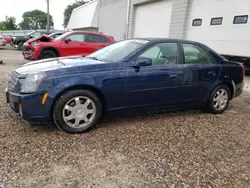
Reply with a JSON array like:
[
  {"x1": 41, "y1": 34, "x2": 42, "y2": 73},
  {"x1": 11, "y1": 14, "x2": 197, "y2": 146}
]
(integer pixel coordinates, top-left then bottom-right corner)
[
  {"x1": 65, "y1": 38, "x2": 71, "y2": 43},
  {"x1": 133, "y1": 57, "x2": 152, "y2": 67}
]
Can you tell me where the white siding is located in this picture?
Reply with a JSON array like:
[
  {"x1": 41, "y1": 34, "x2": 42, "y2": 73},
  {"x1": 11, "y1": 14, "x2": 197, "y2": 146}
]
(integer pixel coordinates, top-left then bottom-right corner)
[
  {"x1": 133, "y1": 0, "x2": 172, "y2": 38},
  {"x1": 98, "y1": 0, "x2": 127, "y2": 41},
  {"x1": 187, "y1": 0, "x2": 250, "y2": 57},
  {"x1": 67, "y1": 0, "x2": 98, "y2": 30}
]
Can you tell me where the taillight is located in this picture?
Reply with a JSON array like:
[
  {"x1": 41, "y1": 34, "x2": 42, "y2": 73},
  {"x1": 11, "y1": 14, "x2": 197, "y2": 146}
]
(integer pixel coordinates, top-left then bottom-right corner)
[{"x1": 240, "y1": 63, "x2": 245, "y2": 75}]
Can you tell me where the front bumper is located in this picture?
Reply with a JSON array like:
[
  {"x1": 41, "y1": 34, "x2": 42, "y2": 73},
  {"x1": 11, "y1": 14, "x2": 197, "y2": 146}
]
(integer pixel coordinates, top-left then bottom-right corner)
[
  {"x1": 10, "y1": 41, "x2": 18, "y2": 48},
  {"x1": 22, "y1": 49, "x2": 35, "y2": 60},
  {"x1": 5, "y1": 88, "x2": 52, "y2": 123},
  {"x1": 22, "y1": 45, "x2": 38, "y2": 60}
]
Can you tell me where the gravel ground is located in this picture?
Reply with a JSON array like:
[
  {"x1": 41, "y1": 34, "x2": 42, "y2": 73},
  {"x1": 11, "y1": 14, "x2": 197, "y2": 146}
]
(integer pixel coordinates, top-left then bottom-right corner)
[{"x1": 0, "y1": 46, "x2": 250, "y2": 188}]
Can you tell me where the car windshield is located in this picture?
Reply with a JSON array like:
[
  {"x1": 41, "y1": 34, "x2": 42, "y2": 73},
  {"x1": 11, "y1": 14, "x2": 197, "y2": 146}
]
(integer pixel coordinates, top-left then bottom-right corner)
[
  {"x1": 88, "y1": 39, "x2": 149, "y2": 62},
  {"x1": 54, "y1": 33, "x2": 68, "y2": 41},
  {"x1": 27, "y1": 31, "x2": 36, "y2": 36}
]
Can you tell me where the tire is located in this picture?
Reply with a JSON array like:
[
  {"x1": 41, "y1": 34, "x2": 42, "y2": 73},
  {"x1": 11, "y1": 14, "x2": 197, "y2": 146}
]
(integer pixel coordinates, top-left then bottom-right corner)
[
  {"x1": 207, "y1": 84, "x2": 231, "y2": 114},
  {"x1": 53, "y1": 89, "x2": 103, "y2": 133},
  {"x1": 17, "y1": 42, "x2": 24, "y2": 50},
  {"x1": 39, "y1": 50, "x2": 57, "y2": 60}
]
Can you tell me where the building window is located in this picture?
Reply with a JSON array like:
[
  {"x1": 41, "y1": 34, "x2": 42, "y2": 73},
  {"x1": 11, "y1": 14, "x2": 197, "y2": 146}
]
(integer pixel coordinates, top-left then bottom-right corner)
[
  {"x1": 192, "y1": 19, "x2": 202, "y2": 26},
  {"x1": 211, "y1": 17, "x2": 223, "y2": 25},
  {"x1": 233, "y1": 15, "x2": 248, "y2": 24}
]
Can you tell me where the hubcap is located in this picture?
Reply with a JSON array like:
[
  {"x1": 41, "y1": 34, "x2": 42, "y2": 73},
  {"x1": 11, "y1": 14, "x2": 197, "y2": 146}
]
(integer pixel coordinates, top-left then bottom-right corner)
[
  {"x1": 213, "y1": 89, "x2": 229, "y2": 110},
  {"x1": 62, "y1": 96, "x2": 96, "y2": 128}
]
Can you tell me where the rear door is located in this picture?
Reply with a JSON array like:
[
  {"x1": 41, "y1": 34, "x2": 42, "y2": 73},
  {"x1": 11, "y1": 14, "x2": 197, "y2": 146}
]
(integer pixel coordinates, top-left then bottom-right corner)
[
  {"x1": 84, "y1": 34, "x2": 111, "y2": 55},
  {"x1": 62, "y1": 33, "x2": 86, "y2": 56},
  {"x1": 181, "y1": 43, "x2": 221, "y2": 103}
]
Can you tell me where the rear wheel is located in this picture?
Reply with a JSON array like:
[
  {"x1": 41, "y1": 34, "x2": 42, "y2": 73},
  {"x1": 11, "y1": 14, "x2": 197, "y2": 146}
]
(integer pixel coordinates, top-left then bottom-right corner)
[
  {"x1": 208, "y1": 85, "x2": 231, "y2": 114},
  {"x1": 39, "y1": 50, "x2": 57, "y2": 59},
  {"x1": 53, "y1": 90, "x2": 103, "y2": 133}
]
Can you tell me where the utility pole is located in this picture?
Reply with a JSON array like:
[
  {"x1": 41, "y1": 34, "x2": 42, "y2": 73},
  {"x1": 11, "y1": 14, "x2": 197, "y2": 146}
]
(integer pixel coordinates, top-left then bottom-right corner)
[{"x1": 46, "y1": 0, "x2": 50, "y2": 32}]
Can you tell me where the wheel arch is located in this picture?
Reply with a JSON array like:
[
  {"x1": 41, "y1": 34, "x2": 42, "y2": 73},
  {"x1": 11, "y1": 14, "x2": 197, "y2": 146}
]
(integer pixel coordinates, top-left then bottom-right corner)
[
  {"x1": 213, "y1": 80, "x2": 235, "y2": 100},
  {"x1": 50, "y1": 84, "x2": 106, "y2": 119},
  {"x1": 39, "y1": 47, "x2": 60, "y2": 58}
]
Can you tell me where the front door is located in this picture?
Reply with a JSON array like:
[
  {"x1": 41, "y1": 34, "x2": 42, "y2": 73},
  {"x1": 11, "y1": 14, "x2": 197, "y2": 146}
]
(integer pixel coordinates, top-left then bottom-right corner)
[
  {"x1": 181, "y1": 43, "x2": 221, "y2": 103},
  {"x1": 63, "y1": 33, "x2": 86, "y2": 56},
  {"x1": 123, "y1": 42, "x2": 184, "y2": 108}
]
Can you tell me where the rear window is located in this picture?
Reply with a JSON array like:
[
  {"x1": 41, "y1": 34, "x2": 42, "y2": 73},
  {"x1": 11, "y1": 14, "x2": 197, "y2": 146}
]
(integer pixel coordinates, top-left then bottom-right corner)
[{"x1": 85, "y1": 34, "x2": 110, "y2": 43}]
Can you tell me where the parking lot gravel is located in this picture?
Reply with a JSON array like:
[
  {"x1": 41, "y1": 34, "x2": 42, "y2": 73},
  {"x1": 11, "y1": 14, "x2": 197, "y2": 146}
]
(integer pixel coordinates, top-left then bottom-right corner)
[{"x1": 0, "y1": 46, "x2": 250, "y2": 188}]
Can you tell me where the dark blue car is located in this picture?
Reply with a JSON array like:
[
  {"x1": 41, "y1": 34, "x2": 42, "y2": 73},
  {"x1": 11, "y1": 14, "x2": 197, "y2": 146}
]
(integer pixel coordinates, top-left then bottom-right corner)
[{"x1": 5, "y1": 39, "x2": 245, "y2": 133}]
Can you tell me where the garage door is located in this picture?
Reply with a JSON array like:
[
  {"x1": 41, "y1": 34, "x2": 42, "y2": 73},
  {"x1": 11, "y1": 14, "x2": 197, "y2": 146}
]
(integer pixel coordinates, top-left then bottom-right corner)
[{"x1": 133, "y1": 0, "x2": 173, "y2": 38}]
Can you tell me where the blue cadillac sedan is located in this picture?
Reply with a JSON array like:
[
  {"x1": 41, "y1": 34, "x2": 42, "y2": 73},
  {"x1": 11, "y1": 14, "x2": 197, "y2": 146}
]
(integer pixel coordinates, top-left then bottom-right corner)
[{"x1": 5, "y1": 39, "x2": 245, "y2": 133}]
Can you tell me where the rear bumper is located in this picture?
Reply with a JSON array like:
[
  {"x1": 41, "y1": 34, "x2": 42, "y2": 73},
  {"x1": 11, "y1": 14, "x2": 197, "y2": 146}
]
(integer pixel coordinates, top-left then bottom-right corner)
[{"x1": 5, "y1": 88, "x2": 52, "y2": 123}]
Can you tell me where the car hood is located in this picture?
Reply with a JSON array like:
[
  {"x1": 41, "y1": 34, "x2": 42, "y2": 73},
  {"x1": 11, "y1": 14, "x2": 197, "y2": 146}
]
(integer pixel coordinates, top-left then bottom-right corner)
[
  {"x1": 15, "y1": 56, "x2": 108, "y2": 75},
  {"x1": 26, "y1": 34, "x2": 53, "y2": 44}
]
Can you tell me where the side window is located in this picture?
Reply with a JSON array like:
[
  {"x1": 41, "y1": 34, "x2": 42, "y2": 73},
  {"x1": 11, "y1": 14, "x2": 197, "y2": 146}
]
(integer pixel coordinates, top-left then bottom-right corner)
[
  {"x1": 183, "y1": 44, "x2": 215, "y2": 64},
  {"x1": 33, "y1": 32, "x2": 41, "y2": 37},
  {"x1": 66, "y1": 34, "x2": 85, "y2": 42},
  {"x1": 139, "y1": 43, "x2": 178, "y2": 65},
  {"x1": 86, "y1": 34, "x2": 109, "y2": 43}
]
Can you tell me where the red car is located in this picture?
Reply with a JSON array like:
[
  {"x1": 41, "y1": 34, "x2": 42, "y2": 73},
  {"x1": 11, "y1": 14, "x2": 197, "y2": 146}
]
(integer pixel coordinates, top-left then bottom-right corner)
[
  {"x1": 3, "y1": 35, "x2": 12, "y2": 44},
  {"x1": 22, "y1": 31, "x2": 115, "y2": 60}
]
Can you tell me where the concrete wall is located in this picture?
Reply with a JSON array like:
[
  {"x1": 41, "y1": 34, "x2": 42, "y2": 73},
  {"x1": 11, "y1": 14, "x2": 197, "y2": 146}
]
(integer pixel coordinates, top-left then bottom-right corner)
[
  {"x1": 169, "y1": 0, "x2": 191, "y2": 39},
  {"x1": 99, "y1": 0, "x2": 127, "y2": 40}
]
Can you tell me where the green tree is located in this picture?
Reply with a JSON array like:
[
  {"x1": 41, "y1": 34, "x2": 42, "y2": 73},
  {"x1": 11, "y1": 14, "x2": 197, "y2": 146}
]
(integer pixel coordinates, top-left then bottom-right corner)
[
  {"x1": 0, "y1": 16, "x2": 17, "y2": 30},
  {"x1": 63, "y1": 0, "x2": 88, "y2": 28},
  {"x1": 19, "y1": 10, "x2": 54, "y2": 30},
  {"x1": 0, "y1": 22, "x2": 5, "y2": 30}
]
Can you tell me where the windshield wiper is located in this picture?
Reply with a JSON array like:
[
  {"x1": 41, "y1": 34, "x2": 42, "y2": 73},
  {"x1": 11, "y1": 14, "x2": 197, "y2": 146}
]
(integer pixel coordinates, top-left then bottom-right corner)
[
  {"x1": 56, "y1": 59, "x2": 66, "y2": 66},
  {"x1": 87, "y1": 56, "x2": 99, "y2": 61}
]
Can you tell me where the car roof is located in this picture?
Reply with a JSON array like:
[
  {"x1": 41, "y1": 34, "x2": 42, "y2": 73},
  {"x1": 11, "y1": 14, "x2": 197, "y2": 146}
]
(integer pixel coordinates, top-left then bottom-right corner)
[
  {"x1": 67, "y1": 31, "x2": 110, "y2": 36},
  {"x1": 135, "y1": 37, "x2": 203, "y2": 44}
]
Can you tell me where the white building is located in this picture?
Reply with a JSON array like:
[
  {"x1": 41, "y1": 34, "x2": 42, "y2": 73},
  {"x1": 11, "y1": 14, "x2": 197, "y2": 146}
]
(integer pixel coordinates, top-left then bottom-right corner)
[
  {"x1": 67, "y1": 0, "x2": 99, "y2": 32},
  {"x1": 68, "y1": 0, "x2": 250, "y2": 58}
]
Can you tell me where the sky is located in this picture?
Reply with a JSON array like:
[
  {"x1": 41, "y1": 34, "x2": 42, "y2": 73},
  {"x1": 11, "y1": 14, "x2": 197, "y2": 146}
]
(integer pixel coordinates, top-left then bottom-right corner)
[{"x1": 0, "y1": 0, "x2": 76, "y2": 29}]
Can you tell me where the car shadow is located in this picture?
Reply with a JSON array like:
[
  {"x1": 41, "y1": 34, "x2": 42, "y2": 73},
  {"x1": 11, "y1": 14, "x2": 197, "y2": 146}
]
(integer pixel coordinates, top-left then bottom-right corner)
[
  {"x1": 97, "y1": 107, "x2": 205, "y2": 129},
  {"x1": 0, "y1": 46, "x2": 19, "y2": 51}
]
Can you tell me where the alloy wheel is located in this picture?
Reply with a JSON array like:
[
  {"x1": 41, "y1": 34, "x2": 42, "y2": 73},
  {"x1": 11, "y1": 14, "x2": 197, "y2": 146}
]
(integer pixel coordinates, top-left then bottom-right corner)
[{"x1": 62, "y1": 96, "x2": 96, "y2": 128}]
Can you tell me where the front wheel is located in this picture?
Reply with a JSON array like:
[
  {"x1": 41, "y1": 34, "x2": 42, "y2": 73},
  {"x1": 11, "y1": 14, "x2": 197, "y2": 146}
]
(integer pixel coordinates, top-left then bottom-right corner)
[
  {"x1": 17, "y1": 42, "x2": 24, "y2": 50},
  {"x1": 207, "y1": 85, "x2": 231, "y2": 114},
  {"x1": 39, "y1": 50, "x2": 57, "y2": 59},
  {"x1": 53, "y1": 90, "x2": 103, "y2": 133}
]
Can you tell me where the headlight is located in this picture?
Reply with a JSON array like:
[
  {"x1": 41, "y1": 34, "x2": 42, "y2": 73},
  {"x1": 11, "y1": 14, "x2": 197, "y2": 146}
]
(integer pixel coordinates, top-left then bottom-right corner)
[
  {"x1": 19, "y1": 72, "x2": 48, "y2": 93},
  {"x1": 31, "y1": 41, "x2": 40, "y2": 46}
]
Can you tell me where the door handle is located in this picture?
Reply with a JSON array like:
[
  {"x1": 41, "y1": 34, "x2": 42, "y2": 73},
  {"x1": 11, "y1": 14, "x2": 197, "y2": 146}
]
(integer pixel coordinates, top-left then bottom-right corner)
[
  {"x1": 170, "y1": 74, "x2": 179, "y2": 79},
  {"x1": 208, "y1": 71, "x2": 216, "y2": 77}
]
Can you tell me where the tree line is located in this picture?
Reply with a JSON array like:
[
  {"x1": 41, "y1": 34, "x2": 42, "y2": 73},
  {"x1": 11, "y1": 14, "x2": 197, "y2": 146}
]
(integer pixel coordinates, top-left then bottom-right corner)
[{"x1": 0, "y1": 0, "x2": 87, "y2": 31}]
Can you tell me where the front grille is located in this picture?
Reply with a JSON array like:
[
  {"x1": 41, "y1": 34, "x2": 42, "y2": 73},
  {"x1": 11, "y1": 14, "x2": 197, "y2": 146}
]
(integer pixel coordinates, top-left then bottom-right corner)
[
  {"x1": 22, "y1": 45, "x2": 30, "y2": 51},
  {"x1": 8, "y1": 72, "x2": 21, "y2": 92}
]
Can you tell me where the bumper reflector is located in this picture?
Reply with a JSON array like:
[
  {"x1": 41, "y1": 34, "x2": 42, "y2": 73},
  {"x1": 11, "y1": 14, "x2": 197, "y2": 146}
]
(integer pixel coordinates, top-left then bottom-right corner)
[
  {"x1": 19, "y1": 104, "x2": 23, "y2": 116},
  {"x1": 42, "y1": 93, "x2": 49, "y2": 104}
]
